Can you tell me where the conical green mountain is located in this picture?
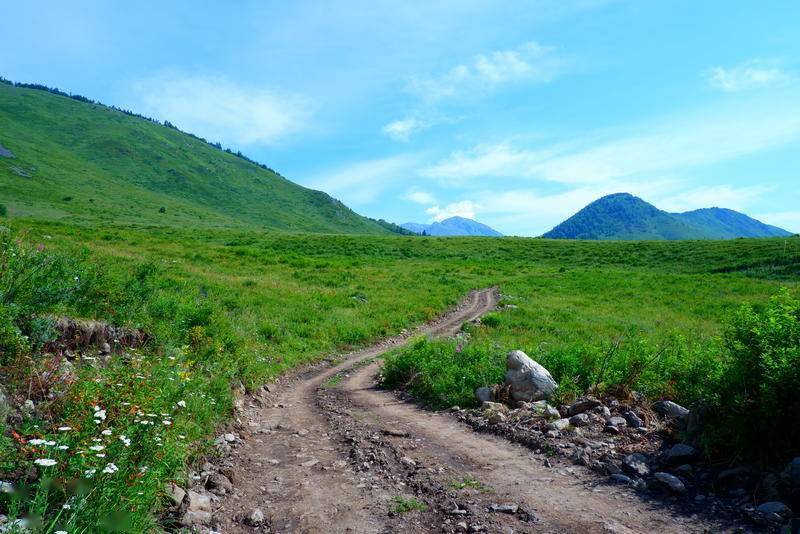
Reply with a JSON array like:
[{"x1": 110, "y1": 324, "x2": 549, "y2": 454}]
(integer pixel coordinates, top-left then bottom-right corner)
[
  {"x1": 543, "y1": 193, "x2": 791, "y2": 240},
  {"x1": 0, "y1": 81, "x2": 396, "y2": 234}
]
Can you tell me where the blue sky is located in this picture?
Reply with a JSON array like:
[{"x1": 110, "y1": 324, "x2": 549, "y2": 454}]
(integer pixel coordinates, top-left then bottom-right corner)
[{"x1": 2, "y1": 1, "x2": 799, "y2": 235}]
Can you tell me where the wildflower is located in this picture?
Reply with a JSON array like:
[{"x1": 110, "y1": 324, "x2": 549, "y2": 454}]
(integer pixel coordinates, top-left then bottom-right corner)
[
  {"x1": 58, "y1": 426, "x2": 72, "y2": 431},
  {"x1": 177, "y1": 400, "x2": 186, "y2": 408},
  {"x1": 163, "y1": 420, "x2": 172, "y2": 426},
  {"x1": 101, "y1": 429, "x2": 113, "y2": 436},
  {"x1": 28, "y1": 439, "x2": 47, "y2": 445},
  {"x1": 94, "y1": 409, "x2": 106, "y2": 422},
  {"x1": 62, "y1": 503, "x2": 71, "y2": 509},
  {"x1": 102, "y1": 463, "x2": 119, "y2": 474},
  {"x1": 55, "y1": 531, "x2": 67, "y2": 534},
  {"x1": 96, "y1": 453, "x2": 106, "y2": 458},
  {"x1": 34, "y1": 459, "x2": 57, "y2": 467},
  {"x1": 58, "y1": 445, "x2": 69, "y2": 450},
  {"x1": 84, "y1": 468, "x2": 96, "y2": 478},
  {"x1": 89, "y1": 445, "x2": 105, "y2": 451},
  {"x1": 120, "y1": 435, "x2": 131, "y2": 447}
]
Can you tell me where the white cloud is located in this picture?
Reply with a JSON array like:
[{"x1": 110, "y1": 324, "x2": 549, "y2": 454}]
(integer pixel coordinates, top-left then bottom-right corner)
[
  {"x1": 753, "y1": 211, "x2": 800, "y2": 234},
  {"x1": 382, "y1": 117, "x2": 428, "y2": 142},
  {"x1": 707, "y1": 59, "x2": 788, "y2": 92},
  {"x1": 426, "y1": 200, "x2": 477, "y2": 222},
  {"x1": 656, "y1": 185, "x2": 773, "y2": 213},
  {"x1": 132, "y1": 73, "x2": 312, "y2": 146},
  {"x1": 304, "y1": 154, "x2": 417, "y2": 205},
  {"x1": 403, "y1": 188, "x2": 436, "y2": 204},
  {"x1": 384, "y1": 41, "x2": 565, "y2": 142},
  {"x1": 421, "y1": 97, "x2": 800, "y2": 186},
  {"x1": 409, "y1": 41, "x2": 564, "y2": 102}
]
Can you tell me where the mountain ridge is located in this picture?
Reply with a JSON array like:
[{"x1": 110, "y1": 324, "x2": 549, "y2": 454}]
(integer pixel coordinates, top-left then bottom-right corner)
[
  {"x1": 543, "y1": 193, "x2": 791, "y2": 240},
  {"x1": 401, "y1": 216, "x2": 503, "y2": 237}
]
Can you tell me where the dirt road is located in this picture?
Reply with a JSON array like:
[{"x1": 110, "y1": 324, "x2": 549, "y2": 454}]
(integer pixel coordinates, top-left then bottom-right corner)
[{"x1": 212, "y1": 288, "x2": 736, "y2": 533}]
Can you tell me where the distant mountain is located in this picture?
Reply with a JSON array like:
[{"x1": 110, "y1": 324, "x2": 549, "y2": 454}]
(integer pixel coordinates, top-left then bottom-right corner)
[
  {"x1": 543, "y1": 193, "x2": 791, "y2": 240},
  {"x1": 401, "y1": 216, "x2": 503, "y2": 237}
]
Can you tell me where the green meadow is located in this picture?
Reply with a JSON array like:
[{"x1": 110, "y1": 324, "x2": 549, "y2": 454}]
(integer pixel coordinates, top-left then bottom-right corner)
[{"x1": 1, "y1": 220, "x2": 798, "y2": 531}]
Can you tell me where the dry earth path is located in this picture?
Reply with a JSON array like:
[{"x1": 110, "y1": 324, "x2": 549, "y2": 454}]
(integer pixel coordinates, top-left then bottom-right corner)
[{"x1": 212, "y1": 288, "x2": 741, "y2": 533}]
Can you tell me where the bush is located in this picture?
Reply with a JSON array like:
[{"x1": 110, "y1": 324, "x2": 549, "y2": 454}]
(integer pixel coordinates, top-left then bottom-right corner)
[
  {"x1": 702, "y1": 289, "x2": 800, "y2": 465},
  {"x1": 0, "y1": 204, "x2": 6, "y2": 217}
]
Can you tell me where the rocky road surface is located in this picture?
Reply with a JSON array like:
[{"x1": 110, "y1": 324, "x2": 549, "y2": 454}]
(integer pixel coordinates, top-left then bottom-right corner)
[{"x1": 209, "y1": 288, "x2": 742, "y2": 533}]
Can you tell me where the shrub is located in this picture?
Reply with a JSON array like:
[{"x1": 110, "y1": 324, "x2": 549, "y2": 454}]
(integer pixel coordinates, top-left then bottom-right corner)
[
  {"x1": 0, "y1": 204, "x2": 6, "y2": 217},
  {"x1": 702, "y1": 289, "x2": 800, "y2": 465}
]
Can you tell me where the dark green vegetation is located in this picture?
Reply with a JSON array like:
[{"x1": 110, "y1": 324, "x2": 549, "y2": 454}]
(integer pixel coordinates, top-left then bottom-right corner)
[
  {"x1": 0, "y1": 81, "x2": 395, "y2": 235},
  {"x1": 0, "y1": 217, "x2": 798, "y2": 529},
  {"x1": 390, "y1": 496, "x2": 428, "y2": 514},
  {"x1": 543, "y1": 193, "x2": 791, "y2": 240}
]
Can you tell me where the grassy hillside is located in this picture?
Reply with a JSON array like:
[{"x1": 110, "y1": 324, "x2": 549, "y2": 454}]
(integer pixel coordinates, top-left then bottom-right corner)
[{"x1": 0, "y1": 81, "x2": 392, "y2": 234}]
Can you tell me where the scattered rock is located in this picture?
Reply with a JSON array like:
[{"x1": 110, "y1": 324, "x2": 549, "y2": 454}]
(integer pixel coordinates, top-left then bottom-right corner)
[
  {"x1": 224, "y1": 433, "x2": 237, "y2": 443},
  {"x1": 489, "y1": 503, "x2": 519, "y2": 514},
  {"x1": 475, "y1": 387, "x2": 493, "y2": 403},
  {"x1": 181, "y1": 490, "x2": 212, "y2": 527},
  {"x1": 622, "y1": 453, "x2": 651, "y2": 478},
  {"x1": 206, "y1": 473, "x2": 233, "y2": 495},
  {"x1": 526, "y1": 400, "x2": 560, "y2": 419},
  {"x1": 100, "y1": 342, "x2": 111, "y2": 355},
  {"x1": 654, "y1": 472, "x2": 687, "y2": 494},
  {"x1": 481, "y1": 401, "x2": 508, "y2": 413},
  {"x1": 566, "y1": 397, "x2": 601, "y2": 416},
  {"x1": 504, "y1": 350, "x2": 558, "y2": 402},
  {"x1": 186, "y1": 490, "x2": 212, "y2": 512},
  {"x1": 606, "y1": 416, "x2": 627, "y2": 428},
  {"x1": 673, "y1": 464, "x2": 694, "y2": 477},
  {"x1": 546, "y1": 418, "x2": 570, "y2": 431},
  {"x1": 623, "y1": 411, "x2": 643, "y2": 428},
  {"x1": 610, "y1": 473, "x2": 634, "y2": 485},
  {"x1": 165, "y1": 482, "x2": 186, "y2": 507},
  {"x1": 716, "y1": 465, "x2": 760, "y2": 491},
  {"x1": 664, "y1": 443, "x2": 698, "y2": 464},
  {"x1": 181, "y1": 510, "x2": 212, "y2": 527},
  {"x1": 248, "y1": 507, "x2": 265, "y2": 526},
  {"x1": 653, "y1": 400, "x2": 689, "y2": 424},
  {"x1": 568, "y1": 413, "x2": 590, "y2": 427},
  {"x1": 400, "y1": 456, "x2": 417, "y2": 467},
  {"x1": 603, "y1": 425, "x2": 620, "y2": 435},
  {"x1": 757, "y1": 501, "x2": 792, "y2": 521},
  {"x1": 487, "y1": 411, "x2": 507, "y2": 424}
]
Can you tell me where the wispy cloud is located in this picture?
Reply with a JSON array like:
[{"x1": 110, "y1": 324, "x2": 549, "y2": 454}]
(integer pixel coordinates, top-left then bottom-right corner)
[
  {"x1": 753, "y1": 211, "x2": 800, "y2": 233},
  {"x1": 383, "y1": 41, "x2": 566, "y2": 141},
  {"x1": 656, "y1": 184, "x2": 773, "y2": 213},
  {"x1": 421, "y1": 97, "x2": 800, "y2": 185},
  {"x1": 408, "y1": 41, "x2": 565, "y2": 102},
  {"x1": 132, "y1": 72, "x2": 312, "y2": 146},
  {"x1": 382, "y1": 117, "x2": 429, "y2": 142},
  {"x1": 403, "y1": 188, "x2": 436, "y2": 204},
  {"x1": 706, "y1": 59, "x2": 788, "y2": 92},
  {"x1": 304, "y1": 154, "x2": 418, "y2": 205},
  {"x1": 426, "y1": 200, "x2": 477, "y2": 222}
]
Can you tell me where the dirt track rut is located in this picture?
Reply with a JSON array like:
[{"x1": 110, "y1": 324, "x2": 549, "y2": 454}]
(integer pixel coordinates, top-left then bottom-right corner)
[{"x1": 212, "y1": 288, "x2": 736, "y2": 533}]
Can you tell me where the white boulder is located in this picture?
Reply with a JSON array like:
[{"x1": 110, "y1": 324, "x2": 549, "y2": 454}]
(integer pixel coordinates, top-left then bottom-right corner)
[{"x1": 504, "y1": 350, "x2": 558, "y2": 402}]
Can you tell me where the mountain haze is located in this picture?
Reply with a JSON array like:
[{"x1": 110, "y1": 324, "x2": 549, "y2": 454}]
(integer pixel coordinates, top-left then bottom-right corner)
[
  {"x1": 0, "y1": 81, "x2": 396, "y2": 234},
  {"x1": 401, "y1": 216, "x2": 503, "y2": 237},
  {"x1": 543, "y1": 193, "x2": 791, "y2": 240}
]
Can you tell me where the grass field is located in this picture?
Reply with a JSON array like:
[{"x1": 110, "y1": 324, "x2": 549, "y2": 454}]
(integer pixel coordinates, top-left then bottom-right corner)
[{"x1": 1, "y1": 217, "x2": 799, "y2": 531}]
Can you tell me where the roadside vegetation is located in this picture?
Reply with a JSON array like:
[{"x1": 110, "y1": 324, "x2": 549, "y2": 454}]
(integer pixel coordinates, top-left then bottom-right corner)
[{"x1": 1, "y1": 217, "x2": 798, "y2": 529}]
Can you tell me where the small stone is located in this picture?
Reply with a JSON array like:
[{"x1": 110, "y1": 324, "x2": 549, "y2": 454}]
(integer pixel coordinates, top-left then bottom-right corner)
[
  {"x1": 224, "y1": 433, "x2": 237, "y2": 443},
  {"x1": 622, "y1": 453, "x2": 651, "y2": 478},
  {"x1": 654, "y1": 472, "x2": 687, "y2": 494},
  {"x1": 673, "y1": 464, "x2": 694, "y2": 477},
  {"x1": 100, "y1": 342, "x2": 111, "y2": 355},
  {"x1": 611, "y1": 473, "x2": 634, "y2": 485},
  {"x1": 165, "y1": 482, "x2": 186, "y2": 507},
  {"x1": 300, "y1": 459, "x2": 319, "y2": 468},
  {"x1": 547, "y1": 418, "x2": 570, "y2": 431},
  {"x1": 568, "y1": 413, "x2": 590, "y2": 427},
  {"x1": 400, "y1": 456, "x2": 417, "y2": 467},
  {"x1": 653, "y1": 400, "x2": 689, "y2": 423},
  {"x1": 566, "y1": 398, "x2": 601, "y2": 416},
  {"x1": 664, "y1": 443, "x2": 698, "y2": 463},
  {"x1": 456, "y1": 522, "x2": 468, "y2": 532},
  {"x1": 481, "y1": 401, "x2": 508, "y2": 412},
  {"x1": 528, "y1": 400, "x2": 560, "y2": 419},
  {"x1": 181, "y1": 510, "x2": 212, "y2": 527},
  {"x1": 206, "y1": 473, "x2": 233, "y2": 495},
  {"x1": 623, "y1": 411, "x2": 643, "y2": 428},
  {"x1": 606, "y1": 416, "x2": 627, "y2": 428},
  {"x1": 603, "y1": 425, "x2": 620, "y2": 435},
  {"x1": 757, "y1": 501, "x2": 792, "y2": 520},
  {"x1": 249, "y1": 508, "x2": 265, "y2": 525},
  {"x1": 487, "y1": 411, "x2": 507, "y2": 424},
  {"x1": 475, "y1": 387, "x2": 493, "y2": 403},
  {"x1": 490, "y1": 503, "x2": 519, "y2": 514}
]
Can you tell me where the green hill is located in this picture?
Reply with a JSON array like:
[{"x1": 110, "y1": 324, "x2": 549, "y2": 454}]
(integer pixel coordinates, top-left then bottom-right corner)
[
  {"x1": 543, "y1": 193, "x2": 792, "y2": 240},
  {"x1": 0, "y1": 80, "x2": 394, "y2": 234}
]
